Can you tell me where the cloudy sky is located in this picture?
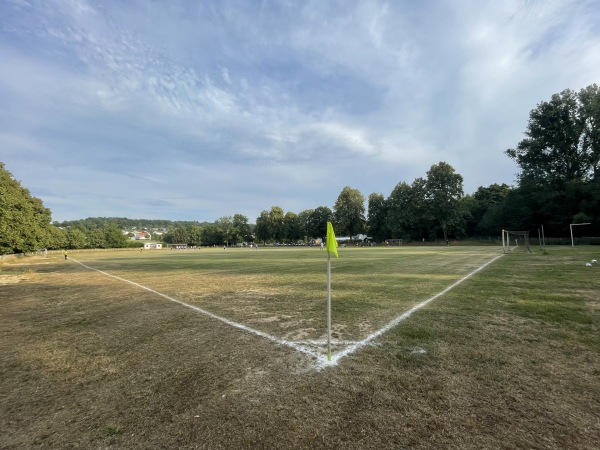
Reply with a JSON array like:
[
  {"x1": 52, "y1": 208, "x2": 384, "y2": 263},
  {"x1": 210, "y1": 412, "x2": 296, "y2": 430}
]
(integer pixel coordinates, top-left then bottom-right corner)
[{"x1": 1, "y1": 0, "x2": 599, "y2": 223}]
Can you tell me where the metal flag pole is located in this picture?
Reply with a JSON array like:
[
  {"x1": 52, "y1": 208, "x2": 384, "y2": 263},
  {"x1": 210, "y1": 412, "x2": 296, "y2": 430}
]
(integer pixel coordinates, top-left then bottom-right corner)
[{"x1": 327, "y1": 249, "x2": 332, "y2": 361}]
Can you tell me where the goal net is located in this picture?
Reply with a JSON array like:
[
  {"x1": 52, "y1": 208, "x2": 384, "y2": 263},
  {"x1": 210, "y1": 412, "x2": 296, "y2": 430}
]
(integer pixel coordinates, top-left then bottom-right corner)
[
  {"x1": 385, "y1": 239, "x2": 403, "y2": 246},
  {"x1": 502, "y1": 230, "x2": 531, "y2": 253}
]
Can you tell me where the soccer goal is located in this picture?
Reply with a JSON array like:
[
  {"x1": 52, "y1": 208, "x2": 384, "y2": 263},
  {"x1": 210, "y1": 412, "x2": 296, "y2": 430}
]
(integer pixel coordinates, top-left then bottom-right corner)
[
  {"x1": 502, "y1": 230, "x2": 531, "y2": 253},
  {"x1": 385, "y1": 239, "x2": 403, "y2": 246}
]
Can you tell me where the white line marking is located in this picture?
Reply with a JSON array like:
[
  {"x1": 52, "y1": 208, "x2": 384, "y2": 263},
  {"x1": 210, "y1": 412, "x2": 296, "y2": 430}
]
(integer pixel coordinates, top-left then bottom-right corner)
[
  {"x1": 72, "y1": 259, "x2": 323, "y2": 361},
  {"x1": 322, "y1": 254, "x2": 504, "y2": 368},
  {"x1": 73, "y1": 253, "x2": 503, "y2": 369},
  {"x1": 293, "y1": 339, "x2": 361, "y2": 345}
]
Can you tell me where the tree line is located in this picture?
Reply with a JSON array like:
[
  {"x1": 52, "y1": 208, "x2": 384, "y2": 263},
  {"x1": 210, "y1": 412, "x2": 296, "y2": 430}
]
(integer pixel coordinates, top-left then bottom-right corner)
[
  {"x1": 54, "y1": 217, "x2": 191, "y2": 230},
  {"x1": 1, "y1": 84, "x2": 598, "y2": 254}
]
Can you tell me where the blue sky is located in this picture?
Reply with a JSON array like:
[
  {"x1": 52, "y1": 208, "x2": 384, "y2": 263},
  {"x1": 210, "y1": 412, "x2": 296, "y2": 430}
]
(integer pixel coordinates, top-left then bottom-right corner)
[{"x1": 1, "y1": 0, "x2": 599, "y2": 223}]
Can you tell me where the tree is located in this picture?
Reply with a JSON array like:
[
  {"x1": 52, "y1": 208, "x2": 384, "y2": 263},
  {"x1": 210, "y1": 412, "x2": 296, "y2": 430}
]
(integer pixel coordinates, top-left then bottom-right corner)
[
  {"x1": 408, "y1": 177, "x2": 432, "y2": 239},
  {"x1": 216, "y1": 216, "x2": 233, "y2": 246},
  {"x1": 104, "y1": 224, "x2": 128, "y2": 248},
  {"x1": 232, "y1": 214, "x2": 251, "y2": 243},
  {"x1": 0, "y1": 163, "x2": 53, "y2": 254},
  {"x1": 66, "y1": 228, "x2": 87, "y2": 249},
  {"x1": 268, "y1": 206, "x2": 285, "y2": 243},
  {"x1": 46, "y1": 225, "x2": 67, "y2": 250},
  {"x1": 297, "y1": 209, "x2": 313, "y2": 241},
  {"x1": 87, "y1": 229, "x2": 106, "y2": 248},
  {"x1": 201, "y1": 223, "x2": 224, "y2": 246},
  {"x1": 187, "y1": 225, "x2": 203, "y2": 246},
  {"x1": 163, "y1": 226, "x2": 190, "y2": 245},
  {"x1": 579, "y1": 84, "x2": 600, "y2": 180},
  {"x1": 386, "y1": 178, "x2": 432, "y2": 241},
  {"x1": 283, "y1": 211, "x2": 303, "y2": 242},
  {"x1": 502, "y1": 85, "x2": 600, "y2": 237},
  {"x1": 459, "y1": 195, "x2": 476, "y2": 237},
  {"x1": 506, "y1": 86, "x2": 600, "y2": 184},
  {"x1": 333, "y1": 186, "x2": 366, "y2": 236},
  {"x1": 424, "y1": 162, "x2": 466, "y2": 242},
  {"x1": 306, "y1": 206, "x2": 333, "y2": 239},
  {"x1": 254, "y1": 210, "x2": 271, "y2": 244},
  {"x1": 489, "y1": 183, "x2": 537, "y2": 233},
  {"x1": 367, "y1": 193, "x2": 388, "y2": 241},
  {"x1": 386, "y1": 182, "x2": 413, "y2": 240},
  {"x1": 465, "y1": 183, "x2": 511, "y2": 236}
]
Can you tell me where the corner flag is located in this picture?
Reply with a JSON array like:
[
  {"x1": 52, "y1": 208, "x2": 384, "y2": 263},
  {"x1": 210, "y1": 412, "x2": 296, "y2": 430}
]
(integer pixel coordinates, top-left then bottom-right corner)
[
  {"x1": 325, "y1": 222, "x2": 338, "y2": 362},
  {"x1": 326, "y1": 222, "x2": 338, "y2": 258}
]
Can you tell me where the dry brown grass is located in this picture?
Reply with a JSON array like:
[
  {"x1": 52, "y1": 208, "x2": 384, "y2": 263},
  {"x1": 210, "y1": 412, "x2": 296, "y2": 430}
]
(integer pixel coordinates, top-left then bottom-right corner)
[{"x1": 1, "y1": 248, "x2": 599, "y2": 449}]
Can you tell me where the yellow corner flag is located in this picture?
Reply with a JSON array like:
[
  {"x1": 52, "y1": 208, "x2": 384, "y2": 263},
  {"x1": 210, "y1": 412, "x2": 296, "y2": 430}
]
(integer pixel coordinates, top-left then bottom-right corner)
[{"x1": 326, "y1": 222, "x2": 338, "y2": 258}]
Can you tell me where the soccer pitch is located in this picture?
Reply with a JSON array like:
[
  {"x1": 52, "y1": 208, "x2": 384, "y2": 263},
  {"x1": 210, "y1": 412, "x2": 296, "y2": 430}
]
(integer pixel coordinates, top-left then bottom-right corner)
[
  {"x1": 2, "y1": 245, "x2": 599, "y2": 448},
  {"x1": 70, "y1": 246, "x2": 502, "y2": 365}
]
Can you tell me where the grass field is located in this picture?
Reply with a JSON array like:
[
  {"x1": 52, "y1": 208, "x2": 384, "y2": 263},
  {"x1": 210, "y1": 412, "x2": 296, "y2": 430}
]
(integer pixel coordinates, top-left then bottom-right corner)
[{"x1": 1, "y1": 245, "x2": 599, "y2": 449}]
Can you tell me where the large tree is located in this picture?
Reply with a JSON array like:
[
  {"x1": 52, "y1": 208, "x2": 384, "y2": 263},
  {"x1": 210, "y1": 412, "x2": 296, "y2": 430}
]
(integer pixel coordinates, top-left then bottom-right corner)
[
  {"x1": 424, "y1": 162, "x2": 466, "y2": 242},
  {"x1": 386, "y1": 178, "x2": 431, "y2": 240},
  {"x1": 297, "y1": 209, "x2": 313, "y2": 241},
  {"x1": 333, "y1": 186, "x2": 366, "y2": 236},
  {"x1": 0, "y1": 163, "x2": 53, "y2": 254},
  {"x1": 268, "y1": 206, "x2": 285, "y2": 243},
  {"x1": 163, "y1": 224, "x2": 203, "y2": 246},
  {"x1": 386, "y1": 182, "x2": 412, "y2": 240},
  {"x1": 367, "y1": 192, "x2": 388, "y2": 241},
  {"x1": 502, "y1": 85, "x2": 600, "y2": 236},
  {"x1": 254, "y1": 210, "x2": 271, "y2": 244},
  {"x1": 65, "y1": 228, "x2": 87, "y2": 249},
  {"x1": 232, "y1": 214, "x2": 251, "y2": 244},
  {"x1": 465, "y1": 183, "x2": 511, "y2": 236},
  {"x1": 506, "y1": 85, "x2": 600, "y2": 184},
  {"x1": 201, "y1": 223, "x2": 224, "y2": 246},
  {"x1": 216, "y1": 216, "x2": 234, "y2": 246},
  {"x1": 86, "y1": 229, "x2": 106, "y2": 249},
  {"x1": 283, "y1": 211, "x2": 303, "y2": 242},
  {"x1": 186, "y1": 224, "x2": 203, "y2": 246},
  {"x1": 103, "y1": 223, "x2": 128, "y2": 248},
  {"x1": 306, "y1": 206, "x2": 333, "y2": 239},
  {"x1": 579, "y1": 84, "x2": 600, "y2": 180}
]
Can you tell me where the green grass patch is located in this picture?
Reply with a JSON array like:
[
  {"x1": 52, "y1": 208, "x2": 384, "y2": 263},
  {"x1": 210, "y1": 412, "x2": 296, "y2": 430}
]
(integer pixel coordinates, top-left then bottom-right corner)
[
  {"x1": 1, "y1": 245, "x2": 599, "y2": 449},
  {"x1": 69, "y1": 246, "x2": 501, "y2": 341}
]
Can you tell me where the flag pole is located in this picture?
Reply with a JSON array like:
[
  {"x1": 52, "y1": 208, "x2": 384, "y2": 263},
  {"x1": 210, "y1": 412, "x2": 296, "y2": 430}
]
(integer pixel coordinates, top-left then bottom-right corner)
[
  {"x1": 325, "y1": 221, "x2": 337, "y2": 363},
  {"x1": 327, "y1": 250, "x2": 332, "y2": 361}
]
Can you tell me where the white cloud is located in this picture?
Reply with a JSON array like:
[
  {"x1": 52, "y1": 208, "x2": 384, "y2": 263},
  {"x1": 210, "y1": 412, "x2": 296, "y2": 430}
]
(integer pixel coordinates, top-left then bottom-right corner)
[{"x1": 1, "y1": 0, "x2": 599, "y2": 221}]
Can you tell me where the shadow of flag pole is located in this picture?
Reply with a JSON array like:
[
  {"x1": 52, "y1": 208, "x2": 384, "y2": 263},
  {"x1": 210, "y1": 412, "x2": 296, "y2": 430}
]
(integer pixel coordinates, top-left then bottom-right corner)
[{"x1": 326, "y1": 222, "x2": 338, "y2": 361}]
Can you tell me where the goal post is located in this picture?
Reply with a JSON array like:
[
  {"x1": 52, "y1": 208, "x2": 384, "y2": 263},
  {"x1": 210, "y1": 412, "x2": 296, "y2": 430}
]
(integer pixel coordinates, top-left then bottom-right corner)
[
  {"x1": 570, "y1": 223, "x2": 591, "y2": 247},
  {"x1": 502, "y1": 230, "x2": 531, "y2": 253}
]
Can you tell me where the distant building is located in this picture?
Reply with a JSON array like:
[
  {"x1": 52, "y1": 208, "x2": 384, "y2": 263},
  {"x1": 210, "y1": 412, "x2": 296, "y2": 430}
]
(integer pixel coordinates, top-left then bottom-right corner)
[{"x1": 143, "y1": 243, "x2": 162, "y2": 249}]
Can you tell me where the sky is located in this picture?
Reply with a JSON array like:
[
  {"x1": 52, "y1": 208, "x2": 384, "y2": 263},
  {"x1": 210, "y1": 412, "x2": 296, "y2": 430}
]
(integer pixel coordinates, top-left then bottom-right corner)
[{"x1": 1, "y1": 0, "x2": 599, "y2": 223}]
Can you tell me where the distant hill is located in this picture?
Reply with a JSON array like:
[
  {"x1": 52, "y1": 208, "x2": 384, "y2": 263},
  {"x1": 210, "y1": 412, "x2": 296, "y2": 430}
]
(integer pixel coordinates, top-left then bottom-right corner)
[{"x1": 53, "y1": 217, "x2": 205, "y2": 230}]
